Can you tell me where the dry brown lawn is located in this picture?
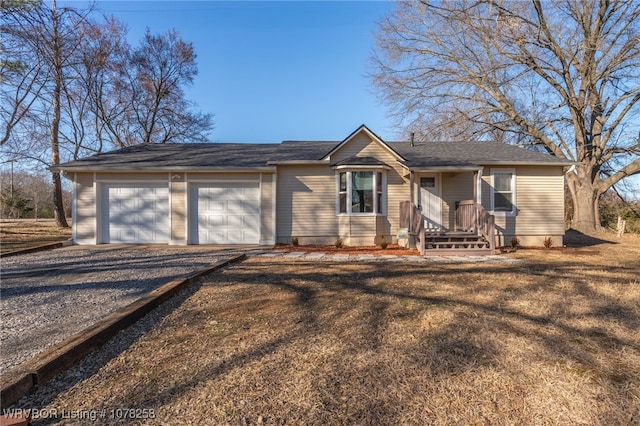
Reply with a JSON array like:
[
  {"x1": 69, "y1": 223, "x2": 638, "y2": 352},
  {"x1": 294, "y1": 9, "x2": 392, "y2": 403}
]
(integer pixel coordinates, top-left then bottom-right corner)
[
  {"x1": 0, "y1": 220, "x2": 71, "y2": 253},
  {"x1": 22, "y1": 233, "x2": 640, "y2": 425}
]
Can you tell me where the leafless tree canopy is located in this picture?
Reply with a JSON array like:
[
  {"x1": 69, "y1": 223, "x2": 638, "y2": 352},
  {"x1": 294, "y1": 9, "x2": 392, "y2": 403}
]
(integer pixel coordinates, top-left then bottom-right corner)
[
  {"x1": 371, "y1": 0, "x2": 640, "y2": 233},
  {"x1": 75, "y1": 26, "x2": 214, "y2": 149},
  {"x1": 118, "y1": 29, "x2": 213, "y2": 146},
  {"x1": 1, "y1": 0, "x2": 213, "y2": 226}
]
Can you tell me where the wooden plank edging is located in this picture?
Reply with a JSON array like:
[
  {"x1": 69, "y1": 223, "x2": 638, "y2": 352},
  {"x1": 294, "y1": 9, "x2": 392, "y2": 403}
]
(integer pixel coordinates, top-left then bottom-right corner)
[
  {"x1": 0, "y1": 253, "x2": 246, "y2": 408},
  {"x1": 0, "y1": 242, "x2": 67, "y2": 258}
]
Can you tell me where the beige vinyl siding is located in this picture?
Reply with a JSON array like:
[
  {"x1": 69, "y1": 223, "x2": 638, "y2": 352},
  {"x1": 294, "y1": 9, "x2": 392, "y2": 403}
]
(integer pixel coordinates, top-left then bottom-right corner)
[
  {"x1": 345, "y1": 215, "x2": 376, "y2": 235},
  {"x1": 515, "y1": 166, "x2": 565, "y2": 235},
  {"x1": 187, "y1": 172, "x2": 261, "y2": 181},
  {"x1": 376, "y1": 215, "x2": 389, "y2": 245},
  {"x1": 170, "y1": 175, "x2": 186, "y2": 243},
  {"x1": 481, "y1": 166, "x2": 565, "y2": 246},
  {"x1": 385, "y1": 165, "x2": 410, "y2": 242},
  {"x1": 338, "y1": 216, "x2": 376, "y2": 246},
  {"x1": 441, "y1": 172, "x2": 474, "y2": 231},
  {"x1": 75, "y1": 173, "x2": 95, "y2": 243},
  {"x1": 331, "y1": 133, "x2": 400, "y2": 166},
  {"x1": 95, "y1": 172, "x2": 168, "y2": 181},
  {"x1": 481, "y1": 174, "x2": 491, "y2": 211},
  {"x1": 276, "y1": 165, "x2": 337, "y2": 244},
  {"x1": 260, "y1": 173, "x2": 274, "y2": 244}
]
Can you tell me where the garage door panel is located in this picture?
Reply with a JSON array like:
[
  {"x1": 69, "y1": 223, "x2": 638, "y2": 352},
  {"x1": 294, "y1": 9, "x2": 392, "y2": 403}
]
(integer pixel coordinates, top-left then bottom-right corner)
[
  {"x1": 121, "y1": 198, "x2": 135, "y2": 210},
  {"x1": 243, "y1": 201, "x2": 260, "y2": 215},
  {"x1": 228, "y1": 215, "x2": 244, "y2": 228},
  {"x1": 226, "y1": 200, "x2": 244, "y2": 215},
  {"x1": 140, "y1": 211, "x2": 158, "y2": 222},
  {"x1": 207, "y1": 229, "x2": 226, "y2": 242},
  {"x1": 113, "y1": 228, "x2": 138, "y2": 243},
  {"x1": 243, "y1": 229, "x2": 260, "y2": 242},
  {"x1": 191, "y1": 182, "x2": 260, "y2": 244},
  {"x1": 208, "y1": 215, "x2": 225, "y2": 227},
  {"x1": 137, "y1": 230, "x2": 154, "y2": 241},
  {"x1": 204, "y1": 202, "x2": 224, "y2": 213},
  {"x1": 243, "y1": 215, "x2": 259, "y2": 228}
]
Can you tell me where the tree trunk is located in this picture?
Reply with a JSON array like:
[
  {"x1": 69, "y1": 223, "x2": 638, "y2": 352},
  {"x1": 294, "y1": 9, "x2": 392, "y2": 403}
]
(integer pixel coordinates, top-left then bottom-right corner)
[
  {"x1": 571, "y1": 187, "x2": 599, "y2": 234},
  {"x1": 567, "y1": 167, "x2": 600, "y2": 235},
  {"x1": 50, "y1": 0, "x2": 69, "y2": 229},
  {"x1": 51, "y1": 74, "x2": 68, "y2": 228}
]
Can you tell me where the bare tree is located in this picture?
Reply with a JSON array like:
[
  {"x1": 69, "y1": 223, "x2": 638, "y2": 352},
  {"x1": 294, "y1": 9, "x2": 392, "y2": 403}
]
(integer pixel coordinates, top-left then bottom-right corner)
[
  {"x1": 61, "y1": 15, "x2": 129, "y2": 157},
  {"x1": 1, "y1": 0, "x2": 98, "y2": 227},
  {"x1": 80, "y1": 17, "x2": 132, "y2": 150},
  {"x1": 123, "y1": 29, "x2": 213, "y2": 145},
  {"x1": 2, "y1": 3, "x2": 213, "y2": 228},
  {"x1": 1, "y1": 1, "x2": 46, "y2": 146},
  {"x1": 76, "y1": 27, "x2": 213, "y2": 148},
  {"x1": 20, "y1": 170, "x2": 53, "y2": 219},
  {"x1": 371, "y1": 0, "x2": 640, "y2": 234}
]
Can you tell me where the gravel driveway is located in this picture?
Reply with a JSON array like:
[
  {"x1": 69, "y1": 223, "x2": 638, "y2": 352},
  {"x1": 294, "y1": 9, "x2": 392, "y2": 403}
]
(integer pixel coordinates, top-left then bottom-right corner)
[{"x1": 0, "y1": 246, "x2": 245, "y2": 375}]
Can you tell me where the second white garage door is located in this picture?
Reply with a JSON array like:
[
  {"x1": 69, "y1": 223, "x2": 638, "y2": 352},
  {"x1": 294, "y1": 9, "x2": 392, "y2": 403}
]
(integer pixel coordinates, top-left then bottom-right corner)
[{"x1": 190, "y1": 182, "x2": 260, "y2": 244}]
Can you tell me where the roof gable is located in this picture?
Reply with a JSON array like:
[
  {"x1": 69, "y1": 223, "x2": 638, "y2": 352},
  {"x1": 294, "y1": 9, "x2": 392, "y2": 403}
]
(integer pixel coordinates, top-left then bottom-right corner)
[{"x1": 321, "y1": 124, "x2": 406, "y2": 163}]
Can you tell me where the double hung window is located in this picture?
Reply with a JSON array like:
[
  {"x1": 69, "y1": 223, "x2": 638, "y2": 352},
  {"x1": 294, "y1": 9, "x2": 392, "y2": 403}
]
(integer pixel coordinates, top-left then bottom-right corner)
[{"x1": 491, "y1": 169, "x2": 516, "y2": 215}]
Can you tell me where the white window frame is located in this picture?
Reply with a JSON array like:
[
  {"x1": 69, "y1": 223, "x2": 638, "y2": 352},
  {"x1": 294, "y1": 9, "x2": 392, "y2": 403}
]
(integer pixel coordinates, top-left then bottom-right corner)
[
  {"x1": 335, "y1": 169, "x2": 387, "y2": 216},
  {"x1": 490, "y1": 168, "x2": 516, "y2": 216}
]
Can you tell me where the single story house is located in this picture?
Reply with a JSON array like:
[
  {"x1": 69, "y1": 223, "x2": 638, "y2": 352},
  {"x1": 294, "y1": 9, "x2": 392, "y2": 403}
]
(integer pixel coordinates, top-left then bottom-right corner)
[{"x1": 53, "y1": 125, "x2": 573, "y2": 254}]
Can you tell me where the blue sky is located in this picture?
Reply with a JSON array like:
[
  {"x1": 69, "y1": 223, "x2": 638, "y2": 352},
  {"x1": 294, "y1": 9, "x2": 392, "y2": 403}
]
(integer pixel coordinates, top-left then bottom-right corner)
[{"x1": 90, "y1": 1, "x2": 397, "y2": 143}]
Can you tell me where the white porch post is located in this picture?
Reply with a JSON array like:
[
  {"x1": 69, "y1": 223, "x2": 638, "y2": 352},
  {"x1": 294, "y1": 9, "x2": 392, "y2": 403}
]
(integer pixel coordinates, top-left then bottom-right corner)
[
  {"x1": 473, "y1": 170, "x2": 478, "y2": 203},
  {"x1": 409, "y1": 170, "x2": 415, "y2": 225},
  {"x1": 476, "y1": 169, "x2": 483, "y2": 204}
]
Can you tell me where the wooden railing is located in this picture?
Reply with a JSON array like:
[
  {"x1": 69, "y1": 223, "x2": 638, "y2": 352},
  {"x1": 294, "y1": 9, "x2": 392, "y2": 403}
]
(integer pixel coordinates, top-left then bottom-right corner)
[
  {"x1": 399, "y1": 200, "x2": 425, "y2": 255},
  {"x1": 455, "y1": 200, "x2": 477, "y2": 233},
  {"x1": 455, "y1": 200, "x2": 496, "y2": 252}
]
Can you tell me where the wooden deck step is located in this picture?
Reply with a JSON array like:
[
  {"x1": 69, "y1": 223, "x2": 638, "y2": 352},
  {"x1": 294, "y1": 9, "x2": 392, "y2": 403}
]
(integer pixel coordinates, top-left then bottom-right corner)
[
  {"x1": 423, "y1": 231, "x2": 492, "y2": 253},
  {"x1": 422, "y1": 248, "x2": 495, "y2": 256}
]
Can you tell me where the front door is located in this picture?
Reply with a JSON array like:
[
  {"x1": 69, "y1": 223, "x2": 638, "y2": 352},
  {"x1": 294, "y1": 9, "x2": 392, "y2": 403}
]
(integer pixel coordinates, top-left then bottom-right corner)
[{"x1": 419, "y1": 175, "x2": 443, "y2": 231}]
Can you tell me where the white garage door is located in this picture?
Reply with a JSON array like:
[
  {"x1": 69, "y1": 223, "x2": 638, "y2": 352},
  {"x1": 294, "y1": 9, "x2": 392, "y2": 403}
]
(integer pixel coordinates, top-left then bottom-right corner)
[
  {"x1": 102, "y1": 184, "x2": 169, "y2": 243},
  {"x1": 191, "y1": 182, "x2": 260, "y2": 244}
]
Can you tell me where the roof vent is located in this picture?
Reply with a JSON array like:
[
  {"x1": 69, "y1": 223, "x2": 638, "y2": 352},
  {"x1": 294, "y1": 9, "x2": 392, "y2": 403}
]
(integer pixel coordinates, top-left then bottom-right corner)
[{"x1": 410, "y1": 132, "x2": 415, "y2": 147}]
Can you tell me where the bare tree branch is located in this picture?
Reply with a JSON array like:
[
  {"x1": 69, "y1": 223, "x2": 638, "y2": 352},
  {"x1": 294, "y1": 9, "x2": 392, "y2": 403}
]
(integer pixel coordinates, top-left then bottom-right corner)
[{"x1": 371, "y1": 0, "x2": 640, "y2": 233}]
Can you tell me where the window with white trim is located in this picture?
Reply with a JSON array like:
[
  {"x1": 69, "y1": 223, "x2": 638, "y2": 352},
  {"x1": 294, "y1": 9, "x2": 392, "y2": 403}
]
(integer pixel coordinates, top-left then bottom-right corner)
[
  {"x1": 337, "y1": 171, "x2": 386, "y2": 215},
  {"x1": 490, "y1": 169, "x2": 516, "y2": 214}
]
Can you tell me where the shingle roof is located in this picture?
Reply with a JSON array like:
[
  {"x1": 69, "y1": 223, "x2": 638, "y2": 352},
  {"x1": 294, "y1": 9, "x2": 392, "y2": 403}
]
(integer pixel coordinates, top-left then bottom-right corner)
[
  {"x1": 390, "y1": 141, "x2": 571, "y2": 167},
  {"x1": 54, "y1": 138, "x2": 572, "y2": 171},
  {"x1": 269, "y1": 141, "x2": 337, "y2": 162},
  {"x1": 54, "y1": 143, "x2": 280, "y2": 170},
  {"x1": 332, "y1": 156, "x2": 392, "y2": 167}
]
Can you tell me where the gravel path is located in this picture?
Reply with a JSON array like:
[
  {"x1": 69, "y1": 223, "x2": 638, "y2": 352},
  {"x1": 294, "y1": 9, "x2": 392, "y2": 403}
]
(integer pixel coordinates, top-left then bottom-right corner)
[{"x1": 0, "y1": 246, "x2": 242, "y2": 375}]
